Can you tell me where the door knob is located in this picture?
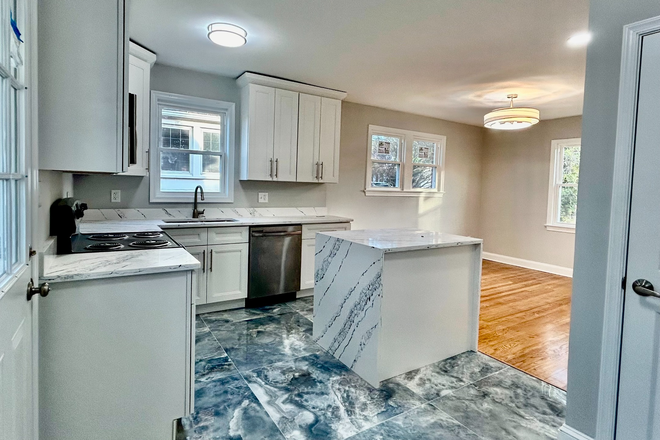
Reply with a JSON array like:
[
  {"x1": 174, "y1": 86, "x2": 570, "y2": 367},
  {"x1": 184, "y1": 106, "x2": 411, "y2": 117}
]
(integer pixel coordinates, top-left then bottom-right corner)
[
  {"x1": 632, "y1": 279, "x2": 660, "y2": 299},
  {"x1": 27, "y1": 279, "x2": 50, "y2": 301}
]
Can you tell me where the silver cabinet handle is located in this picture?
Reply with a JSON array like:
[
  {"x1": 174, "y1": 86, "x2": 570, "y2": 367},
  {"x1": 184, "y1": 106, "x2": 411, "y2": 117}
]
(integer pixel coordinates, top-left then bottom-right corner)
[
  {"x1": 315, "y1": 162, "x2": 319, "y2": 180},
  {"x1": 269, "y1": 159, "x2": 273, "y2": 178},
  {"x1": 632, "y1": 279, "x2": 660, "y2": 298},
  {"x1": 275, "y1": 158, "x2": 279, "y2": 178},
  {"x1": 210, "y1": 251, "x2": 213, "y2": 272},
  {"x1": 320, "y1": 162, "x2": 324, "y2": 180},
  {"x1": 202, "y1": 250, "x2": 206, "y2": 273}
]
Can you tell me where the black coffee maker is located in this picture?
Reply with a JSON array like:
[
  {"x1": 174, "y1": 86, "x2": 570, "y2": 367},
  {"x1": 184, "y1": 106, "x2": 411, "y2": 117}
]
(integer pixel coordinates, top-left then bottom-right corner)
[{"x1": 50, "y1": 198, "x2": 88, "y2": 254}]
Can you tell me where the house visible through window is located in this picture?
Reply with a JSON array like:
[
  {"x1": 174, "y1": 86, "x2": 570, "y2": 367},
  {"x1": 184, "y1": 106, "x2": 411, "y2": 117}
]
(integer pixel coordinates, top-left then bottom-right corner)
[
  {"x1": 546, "y1": 138, "x2": 581, "y2": 232},
  {"x1": 150, "y1": 92, "x2": 235, "y2": 203},
  {"x1": 365, "y1": 125, "x2": 445, "y2": 197}
]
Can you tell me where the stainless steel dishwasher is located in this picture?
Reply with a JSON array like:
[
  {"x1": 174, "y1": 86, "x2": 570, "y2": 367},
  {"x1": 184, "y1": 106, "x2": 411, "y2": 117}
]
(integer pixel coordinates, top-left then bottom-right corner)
[{"x1": 247, "y1": 225, "x2": 302, "y2": 306}]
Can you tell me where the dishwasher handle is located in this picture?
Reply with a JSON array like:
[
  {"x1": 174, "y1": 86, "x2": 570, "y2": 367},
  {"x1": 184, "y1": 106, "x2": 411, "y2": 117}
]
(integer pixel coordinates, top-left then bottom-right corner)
[{"x1": 251, "y1": 230, "x2": 302, "y2": 237}]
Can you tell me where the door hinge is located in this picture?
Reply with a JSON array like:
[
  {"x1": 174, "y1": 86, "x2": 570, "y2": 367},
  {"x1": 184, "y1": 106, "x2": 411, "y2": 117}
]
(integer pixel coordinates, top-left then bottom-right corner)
[
  {"x1": 622, "y1": 276, "x2": 627, "y2": 290},
  {"x1": 29, "y1": 246, "x2": 37, "y2": 259}
]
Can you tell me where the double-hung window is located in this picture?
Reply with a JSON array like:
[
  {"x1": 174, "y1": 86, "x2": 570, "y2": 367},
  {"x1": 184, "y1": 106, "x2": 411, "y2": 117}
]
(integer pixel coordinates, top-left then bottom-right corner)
[
  {"x1": 546, "y1": 138, "x2": 581, "y2": 232},
  {"x1": 365, "y1": 125, "x2": 445, "y2": 196},
  {"x1": 150, "y1": 91, "x2": 235, "y2": 203}
]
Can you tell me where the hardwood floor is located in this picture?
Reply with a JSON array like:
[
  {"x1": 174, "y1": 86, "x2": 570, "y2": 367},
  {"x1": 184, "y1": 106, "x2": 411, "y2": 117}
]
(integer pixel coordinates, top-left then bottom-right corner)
[{"x1": 478, "y1": 260, "x2": 572, "y2": 390}]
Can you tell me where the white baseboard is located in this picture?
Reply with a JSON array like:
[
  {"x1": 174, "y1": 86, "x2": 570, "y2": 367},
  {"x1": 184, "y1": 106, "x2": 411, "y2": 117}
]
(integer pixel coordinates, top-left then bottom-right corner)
[
  {"x1": 482, "y1": 252, "x2": 573, "y2": 278},
  {"x1": 558, "y1": 424, "x2": 594, "y2": 440}
]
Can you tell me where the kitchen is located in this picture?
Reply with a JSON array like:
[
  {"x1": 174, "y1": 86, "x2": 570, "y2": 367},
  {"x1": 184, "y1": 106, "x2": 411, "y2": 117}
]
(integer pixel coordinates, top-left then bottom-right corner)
[{"x1": 5, "y1": 0, "x2": 643, "y2": 439}]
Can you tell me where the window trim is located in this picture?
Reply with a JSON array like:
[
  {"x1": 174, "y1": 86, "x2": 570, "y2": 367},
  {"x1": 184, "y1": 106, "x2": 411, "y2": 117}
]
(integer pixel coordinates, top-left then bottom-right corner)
[
  {"x1": 364, "y1": 125, "x2": 445, "y2": 197},
  {"x1": 545, "y1": 138, "x2": 581, "y2": 233},
  {"x1": 149, "y1": 91, "x2": 235, "y2": 203}
]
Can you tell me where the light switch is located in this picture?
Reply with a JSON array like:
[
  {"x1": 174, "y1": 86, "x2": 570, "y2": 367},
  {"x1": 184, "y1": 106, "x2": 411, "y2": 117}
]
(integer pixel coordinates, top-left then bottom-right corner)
[
  {"x1": 111, "y1": 190, "x2": 121, "y2": 203},
  {"x1": 258, "y1": 192, "x2": 268, "y2": 203}
]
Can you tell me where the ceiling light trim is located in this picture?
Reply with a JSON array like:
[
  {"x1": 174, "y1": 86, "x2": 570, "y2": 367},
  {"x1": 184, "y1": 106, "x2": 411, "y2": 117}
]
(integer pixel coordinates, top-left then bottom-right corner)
[
  {"x1": 484, "y1": 94, "x2": 540, "y2": 130},
  {"x1": 207, "y1": 22, "x2": 247, "y2": 48}
]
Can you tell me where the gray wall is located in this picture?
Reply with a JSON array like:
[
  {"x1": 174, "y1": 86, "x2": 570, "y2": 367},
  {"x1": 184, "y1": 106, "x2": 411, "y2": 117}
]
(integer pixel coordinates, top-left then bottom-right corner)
[
  {"x1": 566, "y1": 0, "x2": 660, "y2": 436},
  {"x1": 480, "y1": 116, "x2": 581, "y2": 269},
  {"x1": 38, "y1": 171, "x2": 73, "y2": 247},
  {"x1": 326, "y1": 102, "x2": 484, "y2": 235},
  {"x1": 74, "y1": 64, "x2": 326, "y2": 209}
]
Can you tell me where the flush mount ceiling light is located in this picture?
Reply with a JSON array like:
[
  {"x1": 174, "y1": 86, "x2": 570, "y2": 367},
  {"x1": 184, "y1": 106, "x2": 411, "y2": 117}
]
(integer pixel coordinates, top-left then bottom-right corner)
[
  {"x1": 483, "y1": 94, "x2": 540, "y2": 130},
  {"x1": 207, "y1": 23, "x2": 247, "y2": 47},
  {"x1": 567, "y1": 31, "x2": 592, "y2": 48}
]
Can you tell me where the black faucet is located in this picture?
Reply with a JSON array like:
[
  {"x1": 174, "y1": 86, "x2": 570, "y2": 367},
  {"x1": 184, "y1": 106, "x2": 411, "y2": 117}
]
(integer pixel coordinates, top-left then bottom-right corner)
[{"x1": 193, "y1": 185, "x2": 205, "y2": 218}]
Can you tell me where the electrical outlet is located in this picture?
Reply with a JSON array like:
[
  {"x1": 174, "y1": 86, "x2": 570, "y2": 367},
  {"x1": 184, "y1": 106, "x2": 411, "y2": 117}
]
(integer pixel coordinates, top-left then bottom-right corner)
[
  {"x1": 258, "y1": 192, "x2": 268, "y2": 203},
  {"x1": 111, "y1": 190, "x2": 121, "y2": 203}
]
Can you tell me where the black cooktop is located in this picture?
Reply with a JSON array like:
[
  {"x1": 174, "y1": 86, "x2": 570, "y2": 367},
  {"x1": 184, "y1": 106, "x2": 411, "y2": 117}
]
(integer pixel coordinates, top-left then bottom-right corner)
[{"x1": 69, "y1": 231, "x2": 180, "y2": 253}]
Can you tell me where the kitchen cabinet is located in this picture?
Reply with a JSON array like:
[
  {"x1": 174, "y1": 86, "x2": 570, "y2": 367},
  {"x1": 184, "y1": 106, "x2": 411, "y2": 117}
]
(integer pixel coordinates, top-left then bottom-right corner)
[
  {"x1": 166, "y1": 227, "x2": 249, "y2": 306},
  {"x1": 297, "y1": 95, "x2": 342, "y2": 183},
  {"x1": 39, "y1": 0, "x2": 128, "y2": 173},
  {"x1": 300, "y1": 222, "x2": 351, "y2": 290},
  {"x1": 122, "y1": 42, "x2": 157, "y2": 176},
  {"x1": 237, "y1": 73, "x2": 346, "y2": 183}
]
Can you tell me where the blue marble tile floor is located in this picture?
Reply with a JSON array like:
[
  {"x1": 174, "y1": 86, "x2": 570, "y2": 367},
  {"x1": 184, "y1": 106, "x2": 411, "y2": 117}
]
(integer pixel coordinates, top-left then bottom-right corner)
[{"x1": 178, "y1": 298, "x2": 566, "y2": 440}]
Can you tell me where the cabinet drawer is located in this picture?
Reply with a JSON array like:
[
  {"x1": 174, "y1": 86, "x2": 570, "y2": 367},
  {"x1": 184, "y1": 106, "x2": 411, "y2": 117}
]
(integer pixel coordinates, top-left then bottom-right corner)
[
  {"x1": 207, "y1": 227, "x2": 249, "y2": 245},
  {"x1": 165, "y1": 228, "x2": 208, "y2": 247},
  {"x1": 302, "y1": 222, "x2": 351, "y2": 240}
]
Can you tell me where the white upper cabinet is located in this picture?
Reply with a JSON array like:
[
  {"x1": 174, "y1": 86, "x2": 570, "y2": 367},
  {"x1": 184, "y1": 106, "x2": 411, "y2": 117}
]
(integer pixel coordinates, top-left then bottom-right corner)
[
  {"x1": 240, "y1": 84, "x2": 276, "y2": 180},
  {"x1": 39, "y1": 0, "x2": 128, "y2": 173},
  {"x1": 318, "y1": 98, "x2": 342, "y2": 183},
  {"x1": 123, "y1": 42, "x2": 157, "y2": 177},
  {"x1": 273, "y1": 89, "x2": 299, "y2": 182},
  {"x1": 297, "y1": 94, "x2": 322, "y2": 182},
  {"x1": 237, "y1": 73, "x2": 346, "y2": 183}
]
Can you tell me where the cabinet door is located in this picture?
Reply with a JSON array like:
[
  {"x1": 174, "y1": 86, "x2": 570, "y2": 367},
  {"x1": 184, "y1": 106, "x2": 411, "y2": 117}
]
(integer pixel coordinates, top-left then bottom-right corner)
[
  {"x1": 164, "y1": 228, "x2": 208, "y2": 247},
  {"x1": 244, "y1": 84, "x2": 275, "y2": 180},
  {"x1": 186, "y1": 246, "x2": 208, "y2": 305},
  {"x1": 39, "y1": 0, "x2": 126, "y2": 173},
  {"x1": 207, "y1": 244, "x2": 249, "y2": 303},
  {"x1": 124, "y1": 55, "x2": 149, "y2": 176},
  {"x1": 319, "y1": 98, "x2": 342, "y2": 183},
  {"x1": 296, "y1": 94, "x2": 322, "y2": 182},
  {"x1": 300, "y1": 239, "x2": 316, "y2": 290},
  {"x1": 273, "y1": 89, "x2": 299, "y2": 182}
]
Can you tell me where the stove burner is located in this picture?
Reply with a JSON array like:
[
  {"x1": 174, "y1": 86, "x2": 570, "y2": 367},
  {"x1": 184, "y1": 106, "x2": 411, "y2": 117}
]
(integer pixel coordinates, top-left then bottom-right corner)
[
  {"x1": 88, "y1": 233, "x2": 129, "y2": 241},
  {"x1": 85, "y1": 242, "x2": 124, "y2": 251},
  {"x1": 129, "y1": 240, "x2": 170, "y2": 249},
  {"x1": 133, "y1": 232, "x2": 163, "y2": 239}
]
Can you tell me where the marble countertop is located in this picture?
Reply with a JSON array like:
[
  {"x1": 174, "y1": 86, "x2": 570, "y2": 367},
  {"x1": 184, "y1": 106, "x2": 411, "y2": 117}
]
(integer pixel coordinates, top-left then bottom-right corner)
[
  {"x1": 41, "y1": 248, "x2": 201, "y2": 283},
  {"x1": 319, "y1": 228, "x2": 482, "y2": 253}
]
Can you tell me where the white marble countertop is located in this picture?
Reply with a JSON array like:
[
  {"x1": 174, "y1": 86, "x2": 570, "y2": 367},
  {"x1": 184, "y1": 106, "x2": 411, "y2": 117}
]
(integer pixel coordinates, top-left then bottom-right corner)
[
  {"x1": 79, "y1": 216, "x2": 352, "y2": 234},
  {"x1": 41, "y1": 248, "x2": 201, "y2": 283},
  {"x1": 319, "y1": 228, "x2": 482, "y2": 253}
]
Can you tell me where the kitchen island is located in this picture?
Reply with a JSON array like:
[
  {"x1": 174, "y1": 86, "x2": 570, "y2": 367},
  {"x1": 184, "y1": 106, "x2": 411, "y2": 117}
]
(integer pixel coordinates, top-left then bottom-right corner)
[{"x1": 313, "y1": 229, "x2": 482, "y2": 387}]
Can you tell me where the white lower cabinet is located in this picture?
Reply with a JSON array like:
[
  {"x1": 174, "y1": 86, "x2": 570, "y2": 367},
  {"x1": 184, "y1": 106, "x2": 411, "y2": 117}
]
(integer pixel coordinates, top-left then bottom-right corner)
[
  {"x1": 300, "y1": 222, "x2": 351, "y2": 290},
  {"x1": 207, "y1": 243, "x2": 249, "y2": 303},
  {"x1": 186, "y1": 246, "x2": 208, "y2": 305}
]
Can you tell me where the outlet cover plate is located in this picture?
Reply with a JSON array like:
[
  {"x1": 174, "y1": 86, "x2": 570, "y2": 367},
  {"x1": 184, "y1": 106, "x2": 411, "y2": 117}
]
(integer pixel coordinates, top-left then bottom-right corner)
[
  {"x1": 258, "y1": 192, "x2": 268, "y2": 203},
  {"x1": 111, "y1": 190, "x2": 121, "y2": 203}
]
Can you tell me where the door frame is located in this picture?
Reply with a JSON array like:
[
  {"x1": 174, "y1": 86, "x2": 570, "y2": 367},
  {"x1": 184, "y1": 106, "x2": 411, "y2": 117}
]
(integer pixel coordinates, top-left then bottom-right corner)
[{"x1": 585, "y1": 15, "x2": 660, "y2": 440}]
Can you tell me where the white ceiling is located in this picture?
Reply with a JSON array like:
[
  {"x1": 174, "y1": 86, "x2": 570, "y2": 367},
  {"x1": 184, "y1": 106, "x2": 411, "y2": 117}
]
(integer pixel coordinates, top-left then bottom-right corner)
[{"x1": 128, "y1": 0, "x2": 589, "y2": 127}]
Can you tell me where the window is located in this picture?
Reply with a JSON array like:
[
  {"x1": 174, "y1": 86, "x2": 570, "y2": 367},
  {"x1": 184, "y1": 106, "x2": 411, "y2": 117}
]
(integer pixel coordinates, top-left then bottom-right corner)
[
  {"x1": 365, "y1": 125, "x2": 445, "y2": 197},
  {"x1": 150, "y1": 91, "x2": 235, "y2": 203},
  {"x1": 0, "y1": 0, "x2": 28, "y2": 288},
  {"x1": 546, "y1": 138, "x2": 581, "y2": 232}
]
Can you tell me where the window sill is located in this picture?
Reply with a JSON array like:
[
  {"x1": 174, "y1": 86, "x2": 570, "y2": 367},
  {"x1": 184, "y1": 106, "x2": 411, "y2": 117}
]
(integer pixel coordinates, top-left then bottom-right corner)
[
  {"x1": 363, "y1": 189, "x2": 444, "y2": 198},
  {"x1": 545, "y1": 224, "x2": 576, "y2": 234}
]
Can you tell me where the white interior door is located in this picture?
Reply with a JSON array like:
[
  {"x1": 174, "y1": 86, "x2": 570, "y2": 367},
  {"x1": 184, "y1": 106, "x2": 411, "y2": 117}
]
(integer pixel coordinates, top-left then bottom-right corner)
[
  {"x1": 617, "y1": 30, "x2": 660, "y2": 440},
  {"x1": 0, "y1": 0, "x2": 37, "y2": 437}
]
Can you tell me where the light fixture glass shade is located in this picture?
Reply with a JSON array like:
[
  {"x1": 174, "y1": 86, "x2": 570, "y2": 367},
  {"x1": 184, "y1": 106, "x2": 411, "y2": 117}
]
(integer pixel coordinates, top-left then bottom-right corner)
[
  {"x1": 484, "y1": 107, "x2": 540, "y2": 130},
  {"x1": 207, "y1": 23, "x2": 247, "y2": 47}
]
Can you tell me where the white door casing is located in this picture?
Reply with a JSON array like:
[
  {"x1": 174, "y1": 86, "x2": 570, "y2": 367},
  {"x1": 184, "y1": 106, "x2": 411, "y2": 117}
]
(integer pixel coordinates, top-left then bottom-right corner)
[{"x1": 615, "y1": 30, "x2": 660, "y2": 440}]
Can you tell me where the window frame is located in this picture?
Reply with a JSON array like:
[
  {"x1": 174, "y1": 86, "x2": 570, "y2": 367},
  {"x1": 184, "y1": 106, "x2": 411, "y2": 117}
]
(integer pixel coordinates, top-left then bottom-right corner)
[
  {"x1": 149, "y1": 91, "x2": 235, "y2": 203},
  {"x1": 546, "y1": 138, "x2": 581, "y2": 233},
  {"x1": 365, "y1": 125, "x2": 445, "y2": 197}
]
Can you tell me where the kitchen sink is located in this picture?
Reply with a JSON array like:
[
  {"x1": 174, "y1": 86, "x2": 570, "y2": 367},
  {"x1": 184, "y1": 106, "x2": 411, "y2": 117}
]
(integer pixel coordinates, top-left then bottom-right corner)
[{"x1": 162, "y1": 218, "x2": 239, "y2": 224}]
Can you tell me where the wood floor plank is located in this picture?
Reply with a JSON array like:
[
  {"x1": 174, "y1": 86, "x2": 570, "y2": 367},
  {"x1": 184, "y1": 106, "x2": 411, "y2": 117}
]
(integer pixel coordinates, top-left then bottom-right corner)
[{"x1": 478, "y1": 260, "x2": 571, "y2": 390}]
